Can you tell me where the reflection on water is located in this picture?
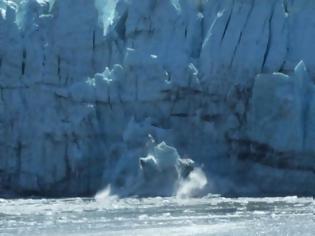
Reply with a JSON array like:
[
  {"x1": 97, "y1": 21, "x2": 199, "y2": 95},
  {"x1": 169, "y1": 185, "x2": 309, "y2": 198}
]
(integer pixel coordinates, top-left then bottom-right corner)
[{"x1": 0, "y1": 195, "x2": 314, "y2": 236}]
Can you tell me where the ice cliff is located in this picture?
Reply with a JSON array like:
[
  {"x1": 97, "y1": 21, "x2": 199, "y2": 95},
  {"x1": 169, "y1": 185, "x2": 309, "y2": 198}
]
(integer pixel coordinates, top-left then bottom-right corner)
[{"x1": 1, "y1": 0, "x2": 315, "y2": 197}]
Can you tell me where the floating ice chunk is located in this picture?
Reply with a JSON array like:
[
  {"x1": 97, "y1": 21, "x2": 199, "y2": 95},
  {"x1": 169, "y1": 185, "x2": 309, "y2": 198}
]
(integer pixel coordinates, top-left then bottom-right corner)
[
  {"x1": 151, "y1": 142, "x2": 180, "y2": 171},
  {"x1": 103, "y1": 138, "x2": 207, "y2": 197},
  {"x1": 139, "y1": 141, "x2": 181, "y2": 184},
  {"x1": 135, "y1": 142, "x2": 207, "y2": 197}
]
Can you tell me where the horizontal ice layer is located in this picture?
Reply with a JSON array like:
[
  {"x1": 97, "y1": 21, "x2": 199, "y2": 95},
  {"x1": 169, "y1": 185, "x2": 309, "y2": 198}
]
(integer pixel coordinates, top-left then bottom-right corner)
[{"x1": 1, "y1": 0, "x2": 315, "y2": 197}]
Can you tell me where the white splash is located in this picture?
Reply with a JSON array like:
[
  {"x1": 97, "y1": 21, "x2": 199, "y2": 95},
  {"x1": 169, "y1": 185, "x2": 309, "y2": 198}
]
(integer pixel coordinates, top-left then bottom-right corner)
[
  {"x1": 95, "y1": 185, "x2": 118, "y2": 204},
  {"x1": 176, "y1": 168, "x2": 208, "y2": 198}
]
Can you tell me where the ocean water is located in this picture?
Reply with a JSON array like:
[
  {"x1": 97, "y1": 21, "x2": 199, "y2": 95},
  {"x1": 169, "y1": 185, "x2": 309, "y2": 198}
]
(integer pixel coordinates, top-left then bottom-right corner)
[{"x1": 0, "y1": 195, "x2": 314, "y2": 236}]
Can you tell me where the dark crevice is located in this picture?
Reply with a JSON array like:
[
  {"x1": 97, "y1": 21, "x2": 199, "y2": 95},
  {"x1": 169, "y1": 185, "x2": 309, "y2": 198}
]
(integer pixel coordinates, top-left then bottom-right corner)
[
  {"x1": 21, "y1": 49, "x2": 27, "y2": 76},
  {"x1": 22, "y1": 49, "x2": 27, "y2": 59},
  {"x1": 115, "y1": 11, "x2": 128, "y2": 40},
  {"x1": 199, "y1": 9, "x2": 205, "y2": 46},
  {"x1": 171, "y1": 113, "x2": 189, "y2": 118},
  {"x1": 57, "y1": 55, "x2": 61, "y2": 78},
  {"x1": 230, "y1": 2, "x2": 254, "y2": 68},
  {"x1": 42, "y1": 54, "x2": 46, "y2": 67},
  {"x1": 230, "y1": 31, "x2": 243, "y2": 68},
  {"x1": 261, "y1": 22, "x2": 271, "y2": 72},
  {"x1": 15, "y1": 141, "x2": 25, "y2": 181},
  {"x1": 64, "y1": 135, "x2": 72, "y2": 182},
  {"x1": 16, "y1": 141, "x2": 23, "y2": 160},
  {"x1": 92, "y1": 30, "x2": 96, "y2": 51},
  {"x1": 283, "y1": 0, "x2": 288, "y2": 14},
  {"x1": 261, "y1": 2, "x2": 277, "y2": 72},
  {"x1": 21, "y1": 62, "x2": 25, "y2": 76},
  {"x1": 279, "y1": 58, "x2": 287, "y2": 73},
  {"x1": 106, "y1": 85, "x2": 113, "y2": 110},
  {"x1": 0, "y1": 88, "x2": 3, "y2": 103},
  {"x1": 220, "y1": 1, "x2": 234, "y2": 44},
  {"x1": 197, "y1": 0, "x2": 204, "y2": 13},
  {"x1": 279, "y1": 16, "x2": 289, "y2": 73},
  {"x1": 191, "y1": 15, "x2": 204, "y2": 59}
]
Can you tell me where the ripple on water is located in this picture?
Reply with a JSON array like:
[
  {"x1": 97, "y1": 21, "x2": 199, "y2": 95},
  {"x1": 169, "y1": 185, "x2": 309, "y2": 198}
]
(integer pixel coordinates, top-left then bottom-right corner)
[{"x1": 0, "y1": 196, "x2": 314, "y2": 236}]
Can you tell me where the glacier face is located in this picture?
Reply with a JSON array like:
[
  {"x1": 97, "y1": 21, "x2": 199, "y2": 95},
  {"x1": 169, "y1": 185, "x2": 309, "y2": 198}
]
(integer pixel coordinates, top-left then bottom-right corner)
[{"x1": 1, "y1": 0, "x2": 315, "y2": 197}]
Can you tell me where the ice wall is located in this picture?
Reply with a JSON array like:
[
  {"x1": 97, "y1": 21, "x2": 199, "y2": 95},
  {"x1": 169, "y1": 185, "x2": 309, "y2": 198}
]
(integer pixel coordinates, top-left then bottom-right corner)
[{"x1": 1, "y1": 0, "x2": 315, "y2": 197}]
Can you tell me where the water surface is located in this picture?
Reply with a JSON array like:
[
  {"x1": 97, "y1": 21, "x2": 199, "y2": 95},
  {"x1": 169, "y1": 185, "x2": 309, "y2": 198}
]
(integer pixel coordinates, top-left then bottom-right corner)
[{"x1": 0, "y1": 196, "x2": 314, "y2": 235}]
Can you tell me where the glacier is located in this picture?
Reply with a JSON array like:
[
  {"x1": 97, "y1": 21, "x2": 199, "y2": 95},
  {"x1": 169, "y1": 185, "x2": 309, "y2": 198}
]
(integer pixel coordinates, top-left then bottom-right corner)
[{"x1": 1, "y1": 0, "x2": 315, "y2": 197}]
